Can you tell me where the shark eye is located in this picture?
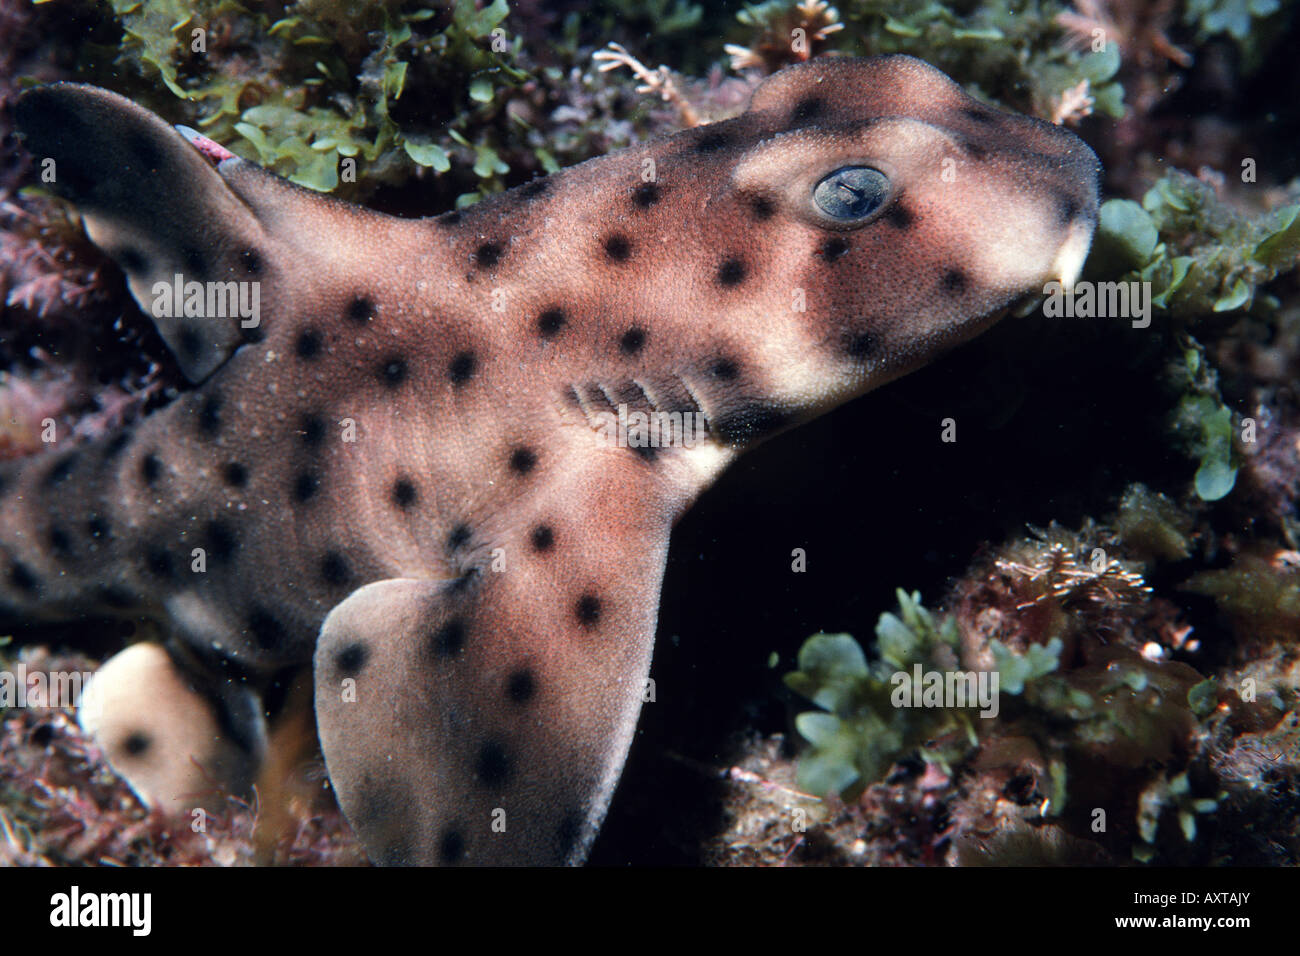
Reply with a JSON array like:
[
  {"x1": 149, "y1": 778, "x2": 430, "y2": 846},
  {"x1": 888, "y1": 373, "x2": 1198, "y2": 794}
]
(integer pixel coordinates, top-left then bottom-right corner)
[{"x1": 813, "y1": 166, "x2": 889, "y2": 221}]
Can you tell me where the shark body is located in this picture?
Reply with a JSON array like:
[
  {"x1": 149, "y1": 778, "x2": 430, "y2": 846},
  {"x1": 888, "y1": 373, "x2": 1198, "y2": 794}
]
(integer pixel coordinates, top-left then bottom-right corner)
[{"x1": 3, "y1": 55, "x2": 1100, "y2": 864}]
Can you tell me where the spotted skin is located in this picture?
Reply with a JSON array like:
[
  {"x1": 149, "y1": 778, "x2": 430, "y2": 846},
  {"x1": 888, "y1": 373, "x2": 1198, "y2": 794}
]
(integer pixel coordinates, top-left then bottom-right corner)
[{"x1": 4, "y1": 56, "x2": 1100, "y2": 864}]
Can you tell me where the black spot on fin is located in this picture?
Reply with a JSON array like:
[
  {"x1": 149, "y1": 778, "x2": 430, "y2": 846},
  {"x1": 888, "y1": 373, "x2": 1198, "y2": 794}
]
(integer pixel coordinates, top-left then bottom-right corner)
[{"x1": 315, "y1": 488, "x2": 670, "y2": 866}]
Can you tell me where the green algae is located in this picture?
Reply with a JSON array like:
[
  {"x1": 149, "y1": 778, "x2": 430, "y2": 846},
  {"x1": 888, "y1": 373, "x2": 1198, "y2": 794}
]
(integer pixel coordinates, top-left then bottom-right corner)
[{"x1": 784, "y1": 591, "x2": 973, "y2": 797}]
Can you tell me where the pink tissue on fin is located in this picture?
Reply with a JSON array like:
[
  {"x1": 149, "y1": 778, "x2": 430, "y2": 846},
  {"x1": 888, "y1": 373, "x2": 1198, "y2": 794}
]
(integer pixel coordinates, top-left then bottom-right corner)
[{"x1": 175, "y1": 125, "x2": 234, "y2": 165}]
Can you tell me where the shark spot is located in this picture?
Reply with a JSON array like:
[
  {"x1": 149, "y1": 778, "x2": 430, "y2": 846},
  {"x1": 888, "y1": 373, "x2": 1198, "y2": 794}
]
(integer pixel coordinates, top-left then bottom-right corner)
[
  {"x1": 603, "y1": 234, "x2": 632, "y2": 262},
  {"x1": 223, "y1": 462, "x2": 249, "y2": 488},
  {"x1": 301, "y1": 414, "x2": 327, "y2": 447},
  {"x1": 694, "y1": 130, "x2": 731, "y2": 153},
  {"x1": 440, "y1": 210, "x2": 462, "y2": 226},
  {"x1": 576, "y1": 593, "x2": 602, "y2": 627},
  {"x1": 247, "y1": 607, "x2": 287, "y2": 650},
  {"x1": 198, "y1": 395, "x2": 223, "y2": 437},
  {"x1": 178, "y1": 327, "x2": 202, "y2": 362},
  {"x1": 44, "y1": 454, "x2": 76, "y2": 487},
  {"x1": 941, "y1": 269, "x2": 968, "y2": 294},
  {"x1": 884, "y1": 202, "x2": 913, "y2": 229},
  {"x1": 48, "y1": 525, "x2": 73, "y2": 557},
  {"x1": 620, "y1": 328, "x2": 646, "y2": 355},
  {"x1": 1055, "y1": 191, "x2": 1080, "y2": 225},
  {"x1": 320, "y1": 551, "x2": 351, "y2": 587},
  {"x1": 103, "y1": 431, "x2": 131, "y2": 459},
  {"x1": 509, "y1": 447, "x2": 537, "y2": 474},
  {"x1": 531, "y1": 525, "x2": 554, "y2": 552},
  {"x1": 87, "y1": 515, "x2": 109, "y2": 539},
  {"x1": 293, "y1": 471, "x2": 320, "y2": 503},
  {"x1": 432, "y1": 618, "x2": 466, "y2": 657},
  {"x1": 447, "y1": 524, "x2": 471, "y2": 550},
  {"x1": 475, "y1": 740, "x2": 512, "y2": 788},
  {"x1": 748, "y1": 195, "x2": 775, "y2": 220},
  {"x1": 556, "y1": 811, "x2": 582, "y2": 858},
  {"x1": 379, "y1": 357, "x2": 408, "y2": 387},
  {"x1": 145, "y1": 547, "x2": 174, "y2": 579},
  {"x1": 439, "y1": 828, "x2": 467, "y2": 864},
  {"x1": 391, "y1": 477, "x2": 418, "y2": 509},
  {"x1": 633, "y1": 182, "x2": 660, "y2": 208},
  {"x1": 631, "y1": 443, "x2": 658, "y2": 463},
  {"x1": 475, "y1": 242, "x2": 502, "y2": 267},
  {"x1": 506, "y1": 669, "x2": 535, "y2": 704},
  {"x1": 962, "y1": 106, "x2": 997, "y2": 124},
  {"x1": 141, "y1": 453, "x2": 162, "y2": 486},
  {"x1": 521, "y1": 179, "x2": 549, "y2": 198},
  {"x1": 958, "y1": 137, "x2": 988, "y2": 160},
  {"x1": 847, "y1": 332, "x2": 880, "y2": 358},
  {"x1": 820, "y1": 237, "x2": 851, "y2": 262},
  {"x1": 295, "y1": 329, "x2": 322, "y2": 359},
  {"x1": 791, "y1": 96, "x2": 824, "y2": 123},
  {"x1": 205, "y1": 520, "x2": 236, "y2": 563},
  {"x1": 713, "y1": 402, "x2": 790, "y2": 446},
  {"x1": 449, "y1": 350, "x2": 477, "y2": 385},
  {"x1": 241, "y1": 248, "x2": 263, "y2": 275},
  {"x1": 717, "y1": 258, "x2": 747, "y2": 286},
  {"x1": 450, "y1": 567, "x2": 481, "y2": 595},
  {"x1": 10, "y1": 562, "x2": 39, "y2": 592},
  {"x1": 119, "y1": 247, "x2": 148, "y2": 274},
  {"x1": 123, "y1": 731, "x2": 151, "y2": 757},
  {"x1": 347, "y1": 296, "x2": 374, "y2": 324},
  {"x1": 336, "y1": 642, "x2": 367, "y2": 675},
  {"x1": 537, "y1": 308, "x2": 566, "y2": 338},
  {"x1": 711, "y1": 358, "x2": 739, "y2": 380}
]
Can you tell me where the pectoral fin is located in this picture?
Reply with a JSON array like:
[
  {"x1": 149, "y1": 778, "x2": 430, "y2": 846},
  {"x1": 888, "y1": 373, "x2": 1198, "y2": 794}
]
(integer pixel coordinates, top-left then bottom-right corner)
[{"x1": 314, "y1": 508, "x2": 670, "y2": 865}]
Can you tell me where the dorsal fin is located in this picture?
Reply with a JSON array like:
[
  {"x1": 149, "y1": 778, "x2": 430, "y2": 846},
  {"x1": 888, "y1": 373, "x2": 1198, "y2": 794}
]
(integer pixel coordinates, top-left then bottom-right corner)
[{"x1": 16, "y1": 84, "x2": 325, "y2": 381}]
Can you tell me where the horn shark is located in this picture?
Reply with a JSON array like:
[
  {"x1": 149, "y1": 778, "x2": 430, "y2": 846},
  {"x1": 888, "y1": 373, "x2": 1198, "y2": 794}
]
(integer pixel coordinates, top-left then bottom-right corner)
[{"x1": 4, "y1": 54, "x2": 1100, "y2": 864}]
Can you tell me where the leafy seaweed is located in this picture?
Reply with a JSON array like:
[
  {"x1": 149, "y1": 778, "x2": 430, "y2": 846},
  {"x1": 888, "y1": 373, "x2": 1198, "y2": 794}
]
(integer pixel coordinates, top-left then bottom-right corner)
[
  {"x1": 1167, "y1": 338, "x2": 1240, "y2": 501},
  {"x1": 101, "y1": 0, "x2": 525, "y2": 199},
  {"x1": 990, "y1": 637, "x2": 1062, "y2": 695},
  {"x1": 784, "y1": 591, "x2": 974, "y2": 797},
  {"x1": 1091, "y1": 172, "x2": 1300, "y2": 317}
]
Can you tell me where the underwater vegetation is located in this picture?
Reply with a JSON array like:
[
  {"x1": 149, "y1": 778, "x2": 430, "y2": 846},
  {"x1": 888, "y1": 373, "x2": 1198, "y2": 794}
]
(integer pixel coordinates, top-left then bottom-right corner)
[
  {"x1": 0, "y1": 0, "x2": 1298, "y2": 865},
  {"x1": 781, "y1": 494, "x2": 1298, "y2": 864},
  {"x1": 784, "y1": 592, "x2": 975, "y2": 798},
  {"x1": 742, "y1": 0, "x2": 1297, "y2": 867}
]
